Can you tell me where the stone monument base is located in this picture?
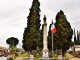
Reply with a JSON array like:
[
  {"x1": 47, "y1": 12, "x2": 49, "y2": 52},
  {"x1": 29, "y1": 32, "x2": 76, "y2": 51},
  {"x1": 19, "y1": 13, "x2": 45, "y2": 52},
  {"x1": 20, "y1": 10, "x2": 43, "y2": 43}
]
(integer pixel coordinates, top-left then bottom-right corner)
[{"x1": 42, "y1": 49, "x2": 49, "y2": 58}]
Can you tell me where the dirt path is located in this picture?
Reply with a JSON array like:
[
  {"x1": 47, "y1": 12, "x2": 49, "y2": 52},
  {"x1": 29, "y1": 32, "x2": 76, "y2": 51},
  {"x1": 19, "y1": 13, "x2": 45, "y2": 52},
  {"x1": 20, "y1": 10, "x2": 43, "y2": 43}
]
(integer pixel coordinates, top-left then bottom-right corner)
[
  {"x1": 65, "y1": 53, "x2": 80, "y2": 60},
  {"x1": 70, "y1": 58, "x2": 80, "y2": 60}
]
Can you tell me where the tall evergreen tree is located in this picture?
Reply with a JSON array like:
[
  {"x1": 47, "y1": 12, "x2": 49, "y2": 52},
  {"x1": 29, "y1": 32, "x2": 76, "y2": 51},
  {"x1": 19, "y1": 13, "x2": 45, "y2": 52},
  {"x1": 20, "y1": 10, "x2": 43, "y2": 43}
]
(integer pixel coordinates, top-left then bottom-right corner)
[
  {"x1": 47, "y1": 24, "x2": 52, "y2": 50},
  {"x1": 38, "y1": 25, "x2": 43, "y2": 50},
  {"x1": 74, "y1": 28, "x2": 75, "y2": 35},
  {"x1": 22, "y1": 0, "x2": 41, "y2": 51},
  {"x1": 54, "y1": 10, "x2": 73, "y2": 56},
  {"x1": 77, "y1": 30, "x2": 79, "y2": 45},
  {"x1": 79, "y1": 31, "x2": 80, "y2": 45},
  {"x1": 74, "y1": 28, "x2": 76, "y2": 45},
  {"x1": 48, "y1": 23, "x2": 58, "y2": 52}
]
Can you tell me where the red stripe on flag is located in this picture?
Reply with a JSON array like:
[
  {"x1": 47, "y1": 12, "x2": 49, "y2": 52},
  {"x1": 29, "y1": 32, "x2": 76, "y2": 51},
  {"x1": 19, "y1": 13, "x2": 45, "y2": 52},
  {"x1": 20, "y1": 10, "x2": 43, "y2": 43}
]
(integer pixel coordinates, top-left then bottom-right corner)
[{"x1": 51, "y1": 28, "x2": 57, "y2": 33}]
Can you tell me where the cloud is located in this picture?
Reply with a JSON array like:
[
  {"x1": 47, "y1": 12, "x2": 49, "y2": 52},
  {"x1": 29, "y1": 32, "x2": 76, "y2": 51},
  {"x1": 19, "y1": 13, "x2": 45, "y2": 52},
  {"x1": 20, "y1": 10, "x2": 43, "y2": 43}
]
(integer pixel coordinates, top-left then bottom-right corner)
[{"x1": 0, "y1": 0, "x2": 80, "y2": 47}]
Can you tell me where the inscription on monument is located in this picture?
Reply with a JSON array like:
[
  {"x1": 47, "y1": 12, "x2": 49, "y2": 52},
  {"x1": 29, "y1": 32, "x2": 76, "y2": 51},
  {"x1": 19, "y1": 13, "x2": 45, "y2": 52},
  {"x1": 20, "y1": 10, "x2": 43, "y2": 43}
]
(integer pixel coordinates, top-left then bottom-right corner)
[{"x1": 43, "y1": 52, "x2": 48, "y2": 57}]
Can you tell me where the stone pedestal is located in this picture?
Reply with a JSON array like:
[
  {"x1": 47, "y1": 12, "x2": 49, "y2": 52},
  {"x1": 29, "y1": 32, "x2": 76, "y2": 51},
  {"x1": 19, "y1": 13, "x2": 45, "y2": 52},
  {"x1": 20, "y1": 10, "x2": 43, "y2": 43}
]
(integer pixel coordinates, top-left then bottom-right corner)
[{"x1": 42, "y1": 49, "x2": 49, "y2": 58}]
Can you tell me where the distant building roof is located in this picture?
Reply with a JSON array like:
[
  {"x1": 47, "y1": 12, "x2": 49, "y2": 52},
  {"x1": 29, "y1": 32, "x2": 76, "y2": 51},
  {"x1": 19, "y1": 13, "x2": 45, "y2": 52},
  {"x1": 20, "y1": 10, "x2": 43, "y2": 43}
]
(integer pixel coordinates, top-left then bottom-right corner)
[{"x1": 0, "y1": 46, "x2": 8, "y2": 50}]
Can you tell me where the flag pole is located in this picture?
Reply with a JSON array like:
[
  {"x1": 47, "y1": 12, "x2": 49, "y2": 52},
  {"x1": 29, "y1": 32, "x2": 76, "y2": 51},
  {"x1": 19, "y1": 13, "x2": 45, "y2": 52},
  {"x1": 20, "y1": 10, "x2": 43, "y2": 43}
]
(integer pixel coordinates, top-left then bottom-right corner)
[
  {"x1": 52, "y1": 31, "x2": 54, "y2": 59},
  {"x1": 51, "y1": 19, "x2": 54, "y2": 59},
  {"x1": 51, "y1": 19, "x2": 57, "y2": 59}
]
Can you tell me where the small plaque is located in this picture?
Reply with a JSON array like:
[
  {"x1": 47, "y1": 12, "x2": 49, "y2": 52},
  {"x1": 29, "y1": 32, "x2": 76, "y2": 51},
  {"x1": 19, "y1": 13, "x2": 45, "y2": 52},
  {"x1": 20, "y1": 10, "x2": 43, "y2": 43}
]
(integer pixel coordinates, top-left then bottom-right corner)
[
  {"x1": 43, "y1": 52, "x2": 48, "y2": 57},
  {"x1": 30, "y1": 55, "x2": 33, "y2": 58}
]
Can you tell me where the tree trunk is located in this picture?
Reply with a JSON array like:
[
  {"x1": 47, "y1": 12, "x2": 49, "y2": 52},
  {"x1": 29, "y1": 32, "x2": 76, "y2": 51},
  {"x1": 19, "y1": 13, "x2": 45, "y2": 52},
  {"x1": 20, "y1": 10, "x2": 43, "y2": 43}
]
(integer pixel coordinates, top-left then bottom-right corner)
[
  {"x1": 56, "y1": 49, "x2": 58, "y2": 53},
  {"x1": 27, "y1": 51, "x2": 30, "y2": 58},
  {"x1": 61, "y1": 47, "x2": 63, "y2": 56}
]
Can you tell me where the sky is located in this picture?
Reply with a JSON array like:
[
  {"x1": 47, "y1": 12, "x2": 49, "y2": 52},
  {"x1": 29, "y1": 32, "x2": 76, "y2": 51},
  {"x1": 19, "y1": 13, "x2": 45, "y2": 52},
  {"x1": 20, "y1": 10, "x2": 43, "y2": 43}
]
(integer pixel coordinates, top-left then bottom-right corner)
[{"x1": 0, "y1": 0, "x2": 80, "y2": 48}]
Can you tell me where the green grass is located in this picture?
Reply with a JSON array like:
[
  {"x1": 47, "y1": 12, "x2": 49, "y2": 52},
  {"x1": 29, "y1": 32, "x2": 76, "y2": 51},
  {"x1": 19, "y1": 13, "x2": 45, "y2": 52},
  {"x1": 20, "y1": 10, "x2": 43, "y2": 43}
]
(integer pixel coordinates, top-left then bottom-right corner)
[
  {"x1": 13, "y1": 52, "x2": 29, "y2": 60},
  {"x1": 34, "y1": 54, "x2": 42, "y2": 60},
  {"x1": 34, "y1": 54, "x2": 58, "y2": 60},
  {"x1": 64, "y1": 53, "x2": 67, "y2": 57},
  {"x1": 23, "y1": 52, "x2": 29, "y2": 57}
]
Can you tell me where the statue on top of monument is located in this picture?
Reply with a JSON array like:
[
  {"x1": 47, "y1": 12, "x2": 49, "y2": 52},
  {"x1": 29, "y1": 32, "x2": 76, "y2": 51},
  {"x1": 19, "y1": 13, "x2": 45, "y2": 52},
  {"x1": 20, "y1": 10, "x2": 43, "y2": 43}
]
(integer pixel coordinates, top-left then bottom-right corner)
[{"x1": 43, "y1": 15, "x2": 46, "y2": 24}]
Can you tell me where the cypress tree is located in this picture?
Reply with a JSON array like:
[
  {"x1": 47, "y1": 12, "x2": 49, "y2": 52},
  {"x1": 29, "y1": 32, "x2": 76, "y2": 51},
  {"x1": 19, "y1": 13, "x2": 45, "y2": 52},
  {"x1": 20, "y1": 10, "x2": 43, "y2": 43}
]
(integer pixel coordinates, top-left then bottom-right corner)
[
  {"x1": 54, "y1": 10, "x2": 73, "y2": 56},
  {"x1": 38, "y1": 25, "x2": 43, "y2": 50},
  {"x1": 77, "y1": 30, "x2": 79, "y2": 45},
  {"x1": 79, "y1": 31, "x2": 80, "y2": 45},
  {"x1": 48, "y1": 23, "x2": 58, "y2": 51},
  {"x1": 74, "y1": 28, "x2": 76, "y2": 45},
  {"x1": 47, "y1": 24, "x2": 52, "y2": 50},
  {"x1": 22, "y1": 0, "x2": 41, "y2": 51}
]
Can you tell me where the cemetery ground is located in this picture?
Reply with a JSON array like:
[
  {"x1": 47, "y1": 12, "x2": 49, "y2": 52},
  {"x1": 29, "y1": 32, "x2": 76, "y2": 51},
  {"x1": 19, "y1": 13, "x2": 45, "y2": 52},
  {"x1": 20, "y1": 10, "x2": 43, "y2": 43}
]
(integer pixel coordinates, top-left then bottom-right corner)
[
  {"x1": 13, "y1": 52, "x2": 80, "y2": 60},
  {"x1": 13, "y1": 52, "x2": 29, "y2": 60},
  {"x1": 13, "y1": 52, "x2": 58, "y2": 60}
]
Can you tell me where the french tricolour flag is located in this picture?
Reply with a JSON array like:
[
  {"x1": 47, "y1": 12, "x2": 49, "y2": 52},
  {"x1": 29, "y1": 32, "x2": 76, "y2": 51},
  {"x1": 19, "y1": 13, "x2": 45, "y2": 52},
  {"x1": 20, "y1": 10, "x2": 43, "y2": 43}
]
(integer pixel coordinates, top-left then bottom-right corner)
[{"x1": 51, "y1": 21, "x2": 57, "y2": 33}]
